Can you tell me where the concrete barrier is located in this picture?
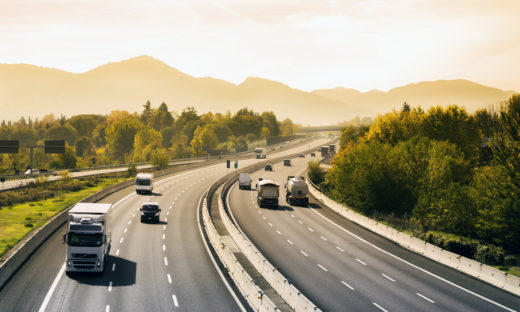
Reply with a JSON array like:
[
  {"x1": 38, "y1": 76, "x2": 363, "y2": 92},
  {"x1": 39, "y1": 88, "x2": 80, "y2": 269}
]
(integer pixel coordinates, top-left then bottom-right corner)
[{"x1": 307, "y1": 180, "x2": 520, "y2": 297}]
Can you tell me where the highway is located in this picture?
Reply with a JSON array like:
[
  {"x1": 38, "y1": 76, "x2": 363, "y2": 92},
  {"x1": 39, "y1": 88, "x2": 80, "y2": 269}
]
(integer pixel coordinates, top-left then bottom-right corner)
[
  {"x1": 0, "y1": 137, "x2": 331, "y2": 312},
  {"x1": 227, "y1": 156, "x2": 520, "y2": 312}
]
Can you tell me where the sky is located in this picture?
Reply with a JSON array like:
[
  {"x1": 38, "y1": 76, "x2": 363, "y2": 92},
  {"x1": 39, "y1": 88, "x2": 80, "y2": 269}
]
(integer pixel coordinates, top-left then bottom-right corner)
[{"x1": 1, "y1": 0, "x2": 519, "y2": 92}]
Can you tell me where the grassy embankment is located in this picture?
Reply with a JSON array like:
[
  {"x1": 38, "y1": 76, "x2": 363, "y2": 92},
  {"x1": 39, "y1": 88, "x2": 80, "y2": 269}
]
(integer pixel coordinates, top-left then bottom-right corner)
[{"x1": 0, "y1": 176, "x2": 127, "y2": 257}]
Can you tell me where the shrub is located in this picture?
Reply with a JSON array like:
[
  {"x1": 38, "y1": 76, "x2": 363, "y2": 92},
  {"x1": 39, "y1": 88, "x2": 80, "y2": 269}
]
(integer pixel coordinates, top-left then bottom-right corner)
[
  {"x1": 475, "y1": 245, "x2": 505, "y2": 265},
  {"x1": 504, "y1": 255, "x2": 519, "y2": 266},
  {"x1": 24, "y1": 223, "x2": 34, "y2": 228}
]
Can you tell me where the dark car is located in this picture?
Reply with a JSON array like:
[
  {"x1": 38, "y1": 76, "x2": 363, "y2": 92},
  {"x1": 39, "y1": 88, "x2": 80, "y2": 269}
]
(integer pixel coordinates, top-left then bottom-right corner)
[
  {"x1": 140, "y1": 202, "x2": 161, "y2": 223},
  {"x1": 283, "y1": 159, "x2": 291, "y2": 166},
  {"x1": 298, "y1": 153, "x2": 305, "y2": 158},
  {"x1": 265, "y1": 164, "x2": 273, "y2": 171},
  {"x1": 310, "y1": 152, "x2": 316, "y2": 157}
]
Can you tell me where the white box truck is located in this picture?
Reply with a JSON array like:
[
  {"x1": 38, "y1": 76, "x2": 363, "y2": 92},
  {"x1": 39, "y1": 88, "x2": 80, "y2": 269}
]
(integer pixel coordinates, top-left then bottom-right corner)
[
  {"x1": 136, "y1": 173, "x2": 154, "y2": 194},
  {"x1": 239, "y1": 173, "x2": 252, "y2": 190},
  {"x1": 285, "y1": 176, "x2": 309, "y2": 206},
  {"x1": 63, "y1": 203, "x2": 112, "y2": 274},
  {"x1": 257, "y1": 178, "x2": 279, "y2": 208}
]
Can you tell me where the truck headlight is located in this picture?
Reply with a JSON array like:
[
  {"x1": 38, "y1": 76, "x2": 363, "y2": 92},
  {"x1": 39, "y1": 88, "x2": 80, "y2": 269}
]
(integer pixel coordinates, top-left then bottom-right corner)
[
  {"x1": 141, "y1": 212, "x2": 145, "y2": 216},
  {"x1": 67, "y1": 261, "x2": 72, "y2": 267},
  {"x1": 96, "y1": 261, "x2": 101, "y2": 267},
  {"x1": 155, "y1": 212, "x2": 159, "y2": 216}
]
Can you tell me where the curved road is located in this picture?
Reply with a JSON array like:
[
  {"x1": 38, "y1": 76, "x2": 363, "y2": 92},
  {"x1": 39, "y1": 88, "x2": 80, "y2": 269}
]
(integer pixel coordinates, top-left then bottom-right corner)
[
  {"x1": 228, "y1": 156, "x2": 520, "y2": 312},
  {"x1": 0, "y1": 137, "x2": 331, "y2": 312}
]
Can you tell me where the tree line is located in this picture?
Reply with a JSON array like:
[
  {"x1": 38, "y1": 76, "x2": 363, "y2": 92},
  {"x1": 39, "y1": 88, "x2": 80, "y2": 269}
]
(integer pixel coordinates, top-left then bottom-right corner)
[
  {"x1": 318, "y1": 95, "x2": 520, "y2": 265},
  {"x1": 0, "y1": 102, "x2": 295, "y2": 173}
]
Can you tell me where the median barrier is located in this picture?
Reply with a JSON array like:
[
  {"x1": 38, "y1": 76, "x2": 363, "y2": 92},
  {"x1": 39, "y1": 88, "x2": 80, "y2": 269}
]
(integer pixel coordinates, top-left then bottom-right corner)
[{"x1": 307, "y1": 180, "x2": 520, "y2": 297}]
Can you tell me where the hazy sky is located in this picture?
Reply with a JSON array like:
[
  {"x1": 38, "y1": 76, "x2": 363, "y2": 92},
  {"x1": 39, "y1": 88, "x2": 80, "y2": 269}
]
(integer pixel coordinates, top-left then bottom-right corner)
[{"x1": 1, "y1": 0, "x2": 519, "y2": 92}]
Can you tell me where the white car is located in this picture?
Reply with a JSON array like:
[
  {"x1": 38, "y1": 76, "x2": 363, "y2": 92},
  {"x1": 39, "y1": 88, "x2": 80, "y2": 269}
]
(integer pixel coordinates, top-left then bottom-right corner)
[{"x1": 24, "y1": 169, "x2": 39, "y2": 175}]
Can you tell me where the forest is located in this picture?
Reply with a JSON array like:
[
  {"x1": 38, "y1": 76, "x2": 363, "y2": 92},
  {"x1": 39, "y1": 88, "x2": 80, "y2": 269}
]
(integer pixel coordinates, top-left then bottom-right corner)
[
  {"x1": 0, "y1": 102, "x2": 295, "y2": 174},
  {"x1": 316, "y1": 95, "x2": 520, "y2": 266}
]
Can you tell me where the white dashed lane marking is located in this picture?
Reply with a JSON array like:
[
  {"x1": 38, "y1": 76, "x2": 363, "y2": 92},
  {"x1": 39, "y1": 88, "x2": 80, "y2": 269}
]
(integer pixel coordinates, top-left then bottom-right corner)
[
  {"x1": 336, "y1": 246, "x2": 344, "y2": 252},
  {"x1": 116, "y1": 249, "x2": 120, "y2": 256},
  {"x1": 320, "y1": 235, "x2": 327, "y2": 241},
  {"x1": 417, "y1": 293, "x2": 435, "y2": 303},
  {"x1": 300, "y1": 250, "x2": 308, "y2": 257},
  {"x1": 112, "y1": 264, "x2": 116, "y2": 271},
  {"x1": 167, "y1": 274, "x2": 172, "y2": 284},
  {"x1": 356, "y1": 258, "x2": 367, "y2": 266},
  {"x1": 373, "y1": 302, "x2": 388, "y2": 312},
  {"x1": 172, "y1": 295, "x2": 179, "y2": 307},
  {"x1": 341, "y1": 281, "x2": 355, "y2": 290},
  {"x1": 108, "y1": 281, "x2": 113, "y2": 292},
  {"x1": 317, "y1": 264, "x2": 328, "y2": 272},
  {"x1": 287, "y1": 240, "x2": 294, "y2": 245},
  {"x1": 381, "y1": 273, "x2": 396, "y2": 282},
  {"x1": 164, "y1": 257, "x2": 168, "y2": 266}
]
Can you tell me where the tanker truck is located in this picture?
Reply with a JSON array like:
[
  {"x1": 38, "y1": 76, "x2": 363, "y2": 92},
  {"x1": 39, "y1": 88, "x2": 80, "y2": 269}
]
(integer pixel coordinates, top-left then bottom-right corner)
[
  {"x1": 285, "y1": 176, "x2": 309, "y2": 206},
  {"x1": 257, "y1": 178, "x2": 279, "y2": 208}
]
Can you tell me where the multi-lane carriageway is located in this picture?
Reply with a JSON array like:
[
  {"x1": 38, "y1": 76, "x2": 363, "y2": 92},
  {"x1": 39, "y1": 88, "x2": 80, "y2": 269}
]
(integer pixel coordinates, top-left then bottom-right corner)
[
  {"x1": 227, "y1": 157, "x2": 520, "y2": 312},
  {"x1": 0, "y1": 136, "x2": 519, "y2": 312},
  {"x1": 0, "y1": 137, "x2": 330, "y2": 312}
]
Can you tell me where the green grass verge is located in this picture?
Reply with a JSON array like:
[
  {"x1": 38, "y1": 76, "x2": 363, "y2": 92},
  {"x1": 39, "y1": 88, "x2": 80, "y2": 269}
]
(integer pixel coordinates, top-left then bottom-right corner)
[{"x1": 0, "y1": 177, "x2": 126, "y2": 257}]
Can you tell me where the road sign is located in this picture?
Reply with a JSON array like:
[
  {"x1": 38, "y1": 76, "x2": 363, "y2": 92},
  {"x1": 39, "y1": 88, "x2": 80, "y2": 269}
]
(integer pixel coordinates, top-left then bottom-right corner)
[
  {"x1": 234, "y1": 161, "x2": 238, "y2": 169},
  {"x1": 226, "y1": 160, "x2": 231, "y2": 168},
  {"x1": 0, "y1": 140, "x2": 19, "y2": 153},
  {"x1": 45, "y1": 140, "x2": 65, "y2": 153}
]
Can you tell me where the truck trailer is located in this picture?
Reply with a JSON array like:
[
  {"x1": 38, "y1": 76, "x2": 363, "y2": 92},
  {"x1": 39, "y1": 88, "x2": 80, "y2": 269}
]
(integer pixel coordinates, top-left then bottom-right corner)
[
  {"x1": 285, "y1": 176, "x2": 309, "y2": 206},
  {"x1": 257, "y1": 178, "x2": 279, "y2": 208},
  {"x1": 63, "y1": 203, "x2": 112, "y2": 274},
  {"x1": 320, "y1": 146, "x2": 329, "y2": 158}
]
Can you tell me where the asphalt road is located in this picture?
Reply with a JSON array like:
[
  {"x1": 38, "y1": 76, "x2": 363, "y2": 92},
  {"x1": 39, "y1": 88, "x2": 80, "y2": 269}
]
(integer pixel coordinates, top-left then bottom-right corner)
[
  {"x1": 227, "y1": 156, "x2": 520, "y2": 312},
  {"x1": 0, "y1": 137, "x2": 331, "y2": 312}
]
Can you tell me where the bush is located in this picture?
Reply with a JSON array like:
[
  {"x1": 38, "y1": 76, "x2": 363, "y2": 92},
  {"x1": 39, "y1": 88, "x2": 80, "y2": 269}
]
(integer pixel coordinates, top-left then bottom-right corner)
[
  {"x1": 308, "y1": 160, "x2": 325, "y2": 185},
  {"x1": 475, "y1": 245, "x2": 505, "y2": 265},
  {"x1": 504, "y1": 255, "x2": 519, "y2": 266},
  {"x1": 444, "y1": 238, "x2": 476, "y2": 258}
]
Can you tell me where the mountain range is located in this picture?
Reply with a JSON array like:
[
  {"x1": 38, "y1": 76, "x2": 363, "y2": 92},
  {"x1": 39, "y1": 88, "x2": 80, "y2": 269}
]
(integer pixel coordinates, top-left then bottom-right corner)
[{"x1": 0, "y1": 55, "x2": 516, "y2": 125}]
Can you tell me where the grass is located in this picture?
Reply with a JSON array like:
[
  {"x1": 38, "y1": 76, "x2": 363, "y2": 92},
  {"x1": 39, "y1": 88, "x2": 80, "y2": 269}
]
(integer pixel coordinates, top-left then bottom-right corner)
[{"x1": 0, "y1": 177, "x2": 126, "y2": 257}]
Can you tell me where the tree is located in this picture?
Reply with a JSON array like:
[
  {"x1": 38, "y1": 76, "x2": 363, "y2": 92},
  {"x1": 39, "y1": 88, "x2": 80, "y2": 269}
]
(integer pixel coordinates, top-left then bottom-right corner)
[
  {"x1": 141, "y1": 100, "x2": 153, "y2": 126},
  {"x1": 75, "y1": 136, "x2": 92, "y2": 157},
  {"x1": 151, "y1": 102, "x2": 174, "y2": 131},
  {"x1": 105, "y1": 116, "x2": 143, "y2": 162},
  {"x1": 190, "y1": 124, "x2": 218, "y2": 156},
  {"x1": 133, "y1": 128, "x2": 162, "y2": 162},
  {"x1": 152, "y1": 148, "x2": 169, "y2": 169}
]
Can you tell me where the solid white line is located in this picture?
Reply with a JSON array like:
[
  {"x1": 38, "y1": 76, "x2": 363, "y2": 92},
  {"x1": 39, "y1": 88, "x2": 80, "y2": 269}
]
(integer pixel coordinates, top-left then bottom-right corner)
[
  {"x1": 172, "y1": 294, "x2": 179, "y2": 307},
  {"x1": 119, "y1": 238, "x2": 123, "y2": 244},
  {"x1": 112, "y1": 192, "x2": 135, "y2": 208},
  {"x1": 341, "y1": 280, "x2": 355, "y2": 290},
  {"x1": 310, "y1": 207, "x2": 517, "y2": 312},
  {"x1": 112, "y1": 263, "x2": 116, "y2": 271},
  {"x1": 167, "y1": 274, "x2": 172, "y2": 284},
  {"x1": 356, "y1": 258, "x2": 367, "y2": 266},
  {"x1": 106, "y1": 305, "x2": 110, "y2": 312},
  {"x1": 38, "y1": 262, "x2": 65, "y2": 312},
  {"x1": 276, "y1": 230, "x2": 282, "y2": 235},
  {"x1": 320, "y1": 235, "x2": 327, "y2": 241},
  {"x1": 287, "y1": 239, "x2": 294, "y2": 245},
  {"x1": 317, "y1": 264, "x2": 328, "y2": 272},
  {"x1": 268, "y1": 222, "x2": 273, "y2": 227},
  {"x1": 300, "y1": 250, "x2": 308, "y2": 257},
  {"x1": 381, "y1": 273, "x2": 396, "y2": 282},
  {"x1": 116, "y1": 249, "x2": 120, "y2": 256},
  {"x1": 124, "y1": 228, "x2": 127, "y2": 233},
  {"x1": 417, "y1": 293, "x2": 435, "y2": 303},
  {"x1": 108, "y1": 281, "x2": 113, "y2": 292},
  {"x1": 307, "y1": 227, "x2": 314, "y2": 232},
  {"x1": 336, "y1": 246, "x2": 344, "y2": 252},
  {"x1": 373, "y1": 302, "x2": 388, "y2": 312},
  {"x1": 163, "y1": 244, "x2": 166, "y2": 251},
  {"x1": 164, "y1": 257, "x2": 168, "y2": 266}
]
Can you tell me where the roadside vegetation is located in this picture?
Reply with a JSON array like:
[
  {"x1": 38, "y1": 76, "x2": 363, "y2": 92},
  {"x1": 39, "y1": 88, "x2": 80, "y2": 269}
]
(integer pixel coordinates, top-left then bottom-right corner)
[
  {"x1": 310, "y1": 95, "x2": 520, "y2": 274},
  {"x1": 0, "y1": 175, "x2": 127, "y2": 257},
  {"x1": 0, "y1": 103, "x2": 296, "y2": 174}
]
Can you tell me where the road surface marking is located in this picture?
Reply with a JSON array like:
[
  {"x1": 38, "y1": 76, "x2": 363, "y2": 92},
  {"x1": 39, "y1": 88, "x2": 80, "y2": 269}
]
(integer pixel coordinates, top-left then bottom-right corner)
[
  {"x1": 162, "y1": 234, "x2": 165, "y2": 240},
  {"x1": 320, "y1": 235, "x2": 327, "y2": 241},
  {"x1": 300, "y1": 250, "x2": 308, "y2": 257},
  {"x1": 268, "y1": 222, "x2": 273, "y2": 227},
  {"x1": 307, "y1": 227, "x2": 314, "y2": 232},
  {"x1": 373, "y1": 302, "x2": 387, "y2": 312},
  {"x1": 291, "y1": 214, "x2": 295, "y2": 218},
  {"x1": 356, "y1": 258, "x2": 367, "y2": 266},
  {"x1": 120, "y1": 238, "x2": 124, "y2": 244},
  {"x1": 112, "y1": 264, "x2": 116, "y2": 271},
  {"x1": 167, "y1": 274, "x2": 172, "y2": 284},
  {"x1": 116, "y1": 249, "x2": 120, "y2": 256},
  {"x1": 417, "y1": 293, "x2": 435, "y2": 303},
  {"x1": 108, "y1": 281, "x2": 113, "y2": 292},
  {"x1": 165, "y1": 217, "x2": 168, "y2": 222},
  {"x1": 124, "y1": 228, "x2": 127, "y2": 233},
  {"x1": 167, "y1": 211, "x2": 170, "y2": 215},
  {"x1": 106, "y1": 305, "x2": 110, "y2": 312},
  {"x1": 336, "y1": 246, "x2": 344, "y2": 252},
  {"x1": 287, "y1": 239, "x2": 294, "y2": 245},
  {"x1": 164, "y1": 257, "x2": 168, "y2": 266},
  {"x1": 276, "y1": 230, "x2": 282, "y2": 235},
  {"x1": 310, "y1": 207, "x2": 518, "y2": 312},
  {"x1": 262, "y1": 216, "x2": 266, "y2": 220},
  {"x1": 132, "y1": 213, "x2": 136, "y2": 218},
  {"x1": 298, "y1": 220, "x2": 303, "y2": 224},
  {"x1": 37, "y1": 262, "x2": 65, "y2": 312},
  {"x1": 381, "y1": 273, "x2": 396, "y2": 282},
  {"x1": 172, "y1": 295, "x2": 179, "y2": 307},
  {"x1": 128, "y1": 220, "x2": 132, "y2": 225},
  {"x1": 341, "y1": 281, "x2": 355, "y2": 290},
  {"x1": 163, "y1": 225, "x2": 166, "y2": 230},
  {"x1": 163, "y1": 244, "x2": 166, "y2": 251},
  {"x1": 317, "y1": 264, "x2": 328, "y2": 272}
]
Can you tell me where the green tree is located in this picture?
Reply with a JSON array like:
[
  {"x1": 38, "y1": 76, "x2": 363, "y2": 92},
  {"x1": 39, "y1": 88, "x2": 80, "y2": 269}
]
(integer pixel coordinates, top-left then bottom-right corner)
[
  {"x1": 133, "y1": 128, "x2": 162, "y2": 162},
  {"x1": 105, "y1": 116, "x2": 143, "y2": 162},
  {"x1": 75, "y1": 136, "x2": 92, "y2": 157},
  {"x1": 152, "y1": 148, "x2": 169, "y2": 169}
]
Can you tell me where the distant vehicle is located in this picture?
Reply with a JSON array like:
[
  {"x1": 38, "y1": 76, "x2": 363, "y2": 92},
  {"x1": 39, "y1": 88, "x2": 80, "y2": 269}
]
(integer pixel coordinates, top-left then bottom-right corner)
[
  {"x1": 24, "y1": 169, "x2": 39, "y2": 175},
  {"x1": 140, "y1": 202, "x2": 161, "y2": 223},
  {"x1": 320, "y1": 146, "x2": 329, "y2": 158},
  {"x1": 257, "y1": 178, "x2": 279, "y2": 208},
  {"x1": 254, "y1": 147, "x2": 266, "y2": 159},
  {"x1": 283, "y1": 159, "x2": 291, "y2": 166},
  {"x1": 285, "y1": 141, "x2": 290, "y2": 144},
  {"x1": 239, "y1": 173, "x2": 252, "y2": 190},
  {"x1": 310, "y1": 152, "x2": 316, "y2": 157},
  {"x1": 298, "y1": 153, "x2": 305, "y2": 158},
  {"x1": 285, "y1": 176, "x2": 309, "y2": 206},
  {"x1": 329, "y1": 144, "x2": 336, "y2": 154},
  {"x1": 136, "y1": 173, "x2": 154, "y2": 194},
  {"x1": 265, "y1": 164, "x2": 273, "y2": 171},
  {"x1": 63, "y1": 203, "x2": 112, "y2": 274}
]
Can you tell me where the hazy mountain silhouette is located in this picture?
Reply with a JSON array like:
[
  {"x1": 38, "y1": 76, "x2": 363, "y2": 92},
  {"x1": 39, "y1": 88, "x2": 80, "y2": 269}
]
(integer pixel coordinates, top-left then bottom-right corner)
[{"x1": 0, "y1": 55, "x2": 516, "y2": 125}]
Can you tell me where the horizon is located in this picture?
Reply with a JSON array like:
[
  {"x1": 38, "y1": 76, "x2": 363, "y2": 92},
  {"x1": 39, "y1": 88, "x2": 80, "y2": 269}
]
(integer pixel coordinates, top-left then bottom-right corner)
[{"x1": 1, "y1": 0, "x2": 519, "y2": 93}]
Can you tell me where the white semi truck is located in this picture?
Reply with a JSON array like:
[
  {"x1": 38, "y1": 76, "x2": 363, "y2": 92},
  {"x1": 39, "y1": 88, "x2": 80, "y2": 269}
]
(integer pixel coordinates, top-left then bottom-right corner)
[
  {"x1": 257, "y1": 178, "x2": 279, "y2": 208},
  {"x1": 285, "y1": 176, "x2": 309, "y2": 206},
  {"x1": 63, "y1": 203, "x2": 112, "y2": 274},
  {"x1": 136, "y1": 172, "x2": 154, "y2": 194}
]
